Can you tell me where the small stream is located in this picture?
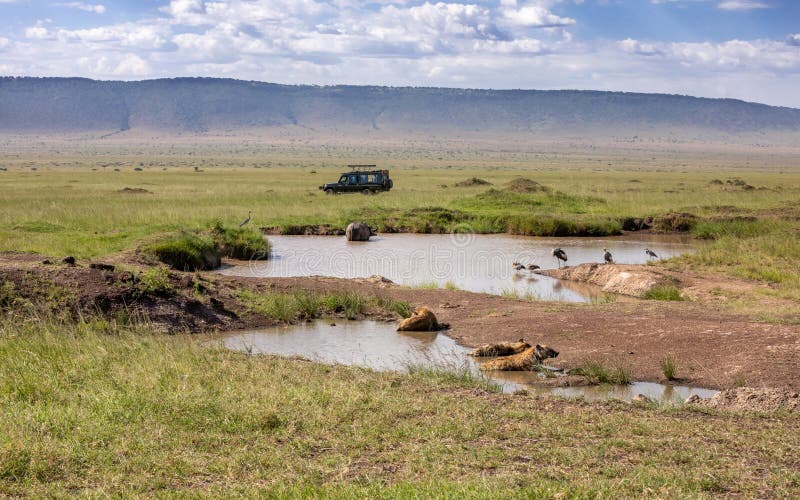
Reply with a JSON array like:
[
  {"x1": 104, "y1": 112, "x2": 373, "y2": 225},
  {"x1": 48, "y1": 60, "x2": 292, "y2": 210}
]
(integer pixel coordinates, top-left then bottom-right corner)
[
  {"x1": 218, "y1": 320, "x2": 718, "y2": 403},
  {"x1": 219, "y1": 233, "x2": 696, "y2": 302}
]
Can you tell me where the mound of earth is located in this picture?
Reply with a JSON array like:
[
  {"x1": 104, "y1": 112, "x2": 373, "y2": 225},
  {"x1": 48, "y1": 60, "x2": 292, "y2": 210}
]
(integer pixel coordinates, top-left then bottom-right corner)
[
  {"x1": 454, "y1": 177, "x2": 492, "y2": 187},
  {"x1": 652, "y1": 212, "x2": 697, "y2": 232},
  {"x1": 692, "y1": 388, "x2": 800, "y2": 412},
  {"x1": 537, "y1": 263, "x2": 675, "y2": 298},
  {"x1": 504, "y1": 178, "x2": 551, "y2": 193}
]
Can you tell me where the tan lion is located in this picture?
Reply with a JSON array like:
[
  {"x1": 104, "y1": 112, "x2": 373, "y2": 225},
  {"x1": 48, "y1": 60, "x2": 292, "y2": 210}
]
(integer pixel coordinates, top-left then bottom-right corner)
[
  {"x1": 396, "y1": 307, "x2": 449, "y2": 331},
  {"x1": 479, "y1": 344, "x2": 559, "y2": 371},
  {"x1": 469, "y1": 338, "x2": 531, "y2": 357}
]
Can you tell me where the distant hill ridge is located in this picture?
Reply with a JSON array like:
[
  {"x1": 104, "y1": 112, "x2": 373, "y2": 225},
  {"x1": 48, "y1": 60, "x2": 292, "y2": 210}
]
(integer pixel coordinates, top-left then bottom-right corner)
[{"x1": 1, "y1": 76, "x2": 799, "y2": 134}]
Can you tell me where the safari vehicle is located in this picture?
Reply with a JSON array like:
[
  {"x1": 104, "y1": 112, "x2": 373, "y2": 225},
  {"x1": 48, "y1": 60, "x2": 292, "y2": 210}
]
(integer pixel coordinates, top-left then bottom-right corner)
[{"x1": 319, "y1": 165, "x2": 393, "y2": 195}]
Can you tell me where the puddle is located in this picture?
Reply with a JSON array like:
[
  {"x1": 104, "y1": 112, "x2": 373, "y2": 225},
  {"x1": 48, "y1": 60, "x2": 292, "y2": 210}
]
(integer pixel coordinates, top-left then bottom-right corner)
[
  {"x1": 220, "y1": 233, "x2": 695, "y2": 302},
  {"x1": 218, "y1": 320, "x2": 717, "y2": 403}
]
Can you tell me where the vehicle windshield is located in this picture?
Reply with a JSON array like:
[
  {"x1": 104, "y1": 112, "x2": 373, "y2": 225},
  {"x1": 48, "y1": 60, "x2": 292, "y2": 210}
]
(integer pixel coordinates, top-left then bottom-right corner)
[{"x1": 339, "y1": 175, "x2": 348, "y2": 184}]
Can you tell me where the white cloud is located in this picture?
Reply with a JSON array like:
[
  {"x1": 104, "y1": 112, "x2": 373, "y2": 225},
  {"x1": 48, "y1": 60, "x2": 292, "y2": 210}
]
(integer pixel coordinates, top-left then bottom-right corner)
[
  {"x1": 24, "y1": 26, "x2": 51, "y2": 39},
  {"x1": 502, "y1": 5, "x2": 575, "y2": 27},
  {"x1": 3, "y1": 0, "x2": 800, "y2": 106},
  {"x1": 718, "y1": 0, "x2": 770, "y2": 10},
  {"x1": 57, "y1": 2, "x2": 106, "y2": 14}
]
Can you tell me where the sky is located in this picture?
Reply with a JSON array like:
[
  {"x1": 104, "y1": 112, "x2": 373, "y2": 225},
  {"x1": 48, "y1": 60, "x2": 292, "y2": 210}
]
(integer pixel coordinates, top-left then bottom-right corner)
[{"x1": 1, "y1": 0, "x2": 799, "y2": 107}]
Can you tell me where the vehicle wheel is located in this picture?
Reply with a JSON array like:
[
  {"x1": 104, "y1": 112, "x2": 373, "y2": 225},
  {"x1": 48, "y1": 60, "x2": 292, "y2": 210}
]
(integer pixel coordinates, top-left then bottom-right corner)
[
  {"x1": 387, "y1": 179, "x2": 393, "y2": 189},
  {"x1": 362, "y1": 189, "x2": 371, "y2": 195},
  {"x1": 325, "y1": 189, "x2": 334, "y2": 195}
]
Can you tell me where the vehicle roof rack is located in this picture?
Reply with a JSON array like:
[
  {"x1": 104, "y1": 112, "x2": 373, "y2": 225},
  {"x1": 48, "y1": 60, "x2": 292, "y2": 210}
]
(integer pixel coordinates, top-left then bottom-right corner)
[{"x1": 348, "y1": 164, "x2": 378, "y2": 170}]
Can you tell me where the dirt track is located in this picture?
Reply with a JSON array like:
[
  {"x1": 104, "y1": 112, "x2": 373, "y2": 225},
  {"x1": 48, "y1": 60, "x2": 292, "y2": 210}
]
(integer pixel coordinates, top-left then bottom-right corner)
[{"x1": 2, "y1": 252, "x2": 799, "y2": 391}]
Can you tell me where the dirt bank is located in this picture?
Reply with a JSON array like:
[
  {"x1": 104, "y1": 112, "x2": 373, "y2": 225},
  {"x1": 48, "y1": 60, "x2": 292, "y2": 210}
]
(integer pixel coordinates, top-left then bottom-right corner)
[
  {"x1": 537, "y1": 263, "x2": 674, "y2": 297},
  {"x1": 2, "y1": 252, "x2": 799, "y2": 392}
]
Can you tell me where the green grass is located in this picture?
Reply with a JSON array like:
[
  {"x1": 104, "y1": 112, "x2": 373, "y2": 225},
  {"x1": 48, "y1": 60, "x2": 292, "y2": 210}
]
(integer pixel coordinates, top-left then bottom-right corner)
[
  {"x1": 135, "y1": 267, "x2": 174, "y2": 297},
  {"x1": 574, "y1": 361, "x2": 633, "y2": 385},
  {"x1": 643, "y1": 285, "x2": 683, "y2": 301},
  {"x1": 661, "y1": 356, "x2": 678, "y2": 381},
  {"x1": 237, "y1": 289, "x2": 410, "y2": 322},
  {"x1": 2, "y1": 143, "x2": 800, "y2": 294},
  {"x1": 144, "y1": 231, "x2": 220, "y2": 271},
  {"x1": 1, "y1": 317, "x2": 798, "y2": 496},
  {"x1": 210, "y1": 220, "x2": 270, "y2": 260}
]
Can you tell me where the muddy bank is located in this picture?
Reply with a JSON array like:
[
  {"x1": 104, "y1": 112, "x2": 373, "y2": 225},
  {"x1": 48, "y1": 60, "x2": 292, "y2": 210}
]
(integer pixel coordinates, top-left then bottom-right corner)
[
  {"x1": 2, "y1": 252, "x2": 799, "y2": 392},
  {"x1": 691, "y1": 388, "x2": 800, "y2": 413},
  {"x1": 0, "y1": 253, "x2": 398, "y2": 334},
  {"x1": 537, "y1": 263, "x2": 676, "y2": 298}
]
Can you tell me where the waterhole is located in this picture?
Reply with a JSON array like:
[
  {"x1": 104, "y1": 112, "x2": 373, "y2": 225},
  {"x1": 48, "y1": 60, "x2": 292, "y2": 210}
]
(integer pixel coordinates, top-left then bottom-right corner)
[
  {"x1": 220, "y1": 233, "x2": 695, "y2": 302},
  {"x1": 219, "y1": 320, "x2": 717, "y2": 403}
]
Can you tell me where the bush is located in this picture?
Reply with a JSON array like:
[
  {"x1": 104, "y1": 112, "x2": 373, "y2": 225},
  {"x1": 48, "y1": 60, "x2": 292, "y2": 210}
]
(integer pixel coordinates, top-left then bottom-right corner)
[
  {"x1": 211, "y1": 221, "x2": 270, "y2": 260},
  {"x1": 136, "y1": 267, "x2": 174, "y2": 297},
  {"x1": 145, "y1": 232, "x2": 221, "y2": 271}
]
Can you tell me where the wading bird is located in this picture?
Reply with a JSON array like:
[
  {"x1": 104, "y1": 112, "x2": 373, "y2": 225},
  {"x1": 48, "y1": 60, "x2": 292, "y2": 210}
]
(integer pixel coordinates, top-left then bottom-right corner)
[
  {"x1": 645, "y1": 248, "x2": 658, "y2": 260},
  {"x1": 239, "y1": 210, "x2": 252, "y2": 227},
  {"x1": 552, "y1": 248, "x2": 568, "y2": 268},
  {"x1": 512, "y1": 262, "x2": 525, "y2": 271},
  {"x1": 527, "y1": 264, "x2": 540, "y2": 271},
  {"x1": 603, "y1": 248, "x2": 614, "y2": 264}
]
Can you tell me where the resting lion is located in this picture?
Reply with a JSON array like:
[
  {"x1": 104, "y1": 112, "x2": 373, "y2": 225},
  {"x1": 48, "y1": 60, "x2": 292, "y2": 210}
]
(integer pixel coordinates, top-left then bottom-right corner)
[
  {"x1": 396, "y1": 307, "x2": 449, "y2": 332},
  {"x1": 469, "y1": 338, "x2": 531, "y2": 357},
  {"x1": 479, "y1": 344, "x2": 559, "y2": 371}
]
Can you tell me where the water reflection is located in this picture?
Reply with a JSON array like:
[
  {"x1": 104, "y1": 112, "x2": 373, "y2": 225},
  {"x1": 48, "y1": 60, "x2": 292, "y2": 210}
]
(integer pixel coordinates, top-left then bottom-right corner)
[
  {"x1": 220, "y1": 234, "x2": 695, "y2": 302},
  {"x1": 219, "y1": 320, "x2": 717, "y2": 403}
]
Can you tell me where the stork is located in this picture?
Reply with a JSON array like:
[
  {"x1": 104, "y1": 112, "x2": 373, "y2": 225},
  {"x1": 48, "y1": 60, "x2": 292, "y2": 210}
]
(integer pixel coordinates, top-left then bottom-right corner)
[
  {"x1": 603, "y1": 248, "x2": 614, "y2": 264},
  {"x1": 239, "y1": 210, "x2": 252, "y2": 227},
  {"x1": 552, "y1": 248, "x2": 568, "y2": 268}
]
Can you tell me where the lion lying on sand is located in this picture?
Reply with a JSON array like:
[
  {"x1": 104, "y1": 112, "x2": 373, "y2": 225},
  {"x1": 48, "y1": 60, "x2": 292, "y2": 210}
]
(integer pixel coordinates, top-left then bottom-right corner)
[
  {"x1": 469, "y1": 339, "x2": 531, "y2": 357},
  {"x1": 396, "y1": 307, "x2": 449, "y2": 331},
  {"x1": 480, "y1": 344, "x2": 559, "y2": 371}
]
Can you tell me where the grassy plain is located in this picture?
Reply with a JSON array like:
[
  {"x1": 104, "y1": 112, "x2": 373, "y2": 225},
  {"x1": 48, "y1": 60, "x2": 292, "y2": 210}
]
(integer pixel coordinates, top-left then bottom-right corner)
[
  {"x1": 1, "y1": 318, "x2": 798, "y2": 497},
  {"x1": 2, "y1": 138, "x2": 800, "y2": 496},
  {"x1": 2, "y1": 139, "x2": 800, "y2": 295}
]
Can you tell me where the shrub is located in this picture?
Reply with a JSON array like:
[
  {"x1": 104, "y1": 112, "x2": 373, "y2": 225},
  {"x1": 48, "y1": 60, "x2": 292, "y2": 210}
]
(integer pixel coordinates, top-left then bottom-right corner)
[
  {"x1": 145, "y1": 232, "x2": 221, "y2": 271},
  {"x1": 136, "y1": 267, "x2": 174, "y2": 297}
]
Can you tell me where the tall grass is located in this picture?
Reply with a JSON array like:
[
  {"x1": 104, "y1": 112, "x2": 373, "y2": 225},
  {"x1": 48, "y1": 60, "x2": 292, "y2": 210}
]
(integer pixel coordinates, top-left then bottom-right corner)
[
  {"x1": 144, "y1": 231, "x2": 220, "y2": 271},
  {"x1": 661, "y1": 356, "x2": 678, "y2": 381},
  {"x1": 237, "y1": 289, "x2": 409, "y2": 322},
  {"x1": 643, "y1": 285, "x2": 683, "y2": 301},
  {"x1": 574, "y1": 361, "x2": 632, "y2": 385},
  {"x1": 0, "y1": 315, "x2": 799, "y2": 495}
]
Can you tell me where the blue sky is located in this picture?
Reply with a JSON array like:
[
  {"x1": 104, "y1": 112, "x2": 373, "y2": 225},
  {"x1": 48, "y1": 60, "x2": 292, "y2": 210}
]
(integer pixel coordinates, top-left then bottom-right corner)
[{"x1": 1, "y1": 1, "x2": 799, "y2": 107}]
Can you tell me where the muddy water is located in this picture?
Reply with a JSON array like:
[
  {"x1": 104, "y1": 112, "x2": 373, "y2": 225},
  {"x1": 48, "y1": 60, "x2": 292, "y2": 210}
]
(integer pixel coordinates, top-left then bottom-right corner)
[
  {"x1": 220, "y1": 233, "x2": 695, "y2": 302},
  {"x1": 219, "y1": 320, "x2": 717, "y2": 403}
]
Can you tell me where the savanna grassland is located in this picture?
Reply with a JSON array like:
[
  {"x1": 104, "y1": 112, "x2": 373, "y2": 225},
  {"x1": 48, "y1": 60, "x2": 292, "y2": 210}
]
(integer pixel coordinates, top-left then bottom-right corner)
[
  {"x1": 3, "y1": 138, "x2": 800, "y2": 296},
  {"x1": 2, "y1": 137, "x2": 800, "y2": 497}
]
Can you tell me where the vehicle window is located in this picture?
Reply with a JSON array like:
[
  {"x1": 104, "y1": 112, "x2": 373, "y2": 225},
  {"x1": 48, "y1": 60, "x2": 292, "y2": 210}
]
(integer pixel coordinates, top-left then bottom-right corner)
[
  {"x1": 368, "y1": 174, "x2": 377, "y2": 183},
  {"x1": 339, "y1": 175, "x2": 348, "y2": 184},
  {"x1": 349, "y1": 175, "x2": 358, "y2": 184},
  {"x1": 359, "y1": 174, "x2": 367, "y2": 184}
]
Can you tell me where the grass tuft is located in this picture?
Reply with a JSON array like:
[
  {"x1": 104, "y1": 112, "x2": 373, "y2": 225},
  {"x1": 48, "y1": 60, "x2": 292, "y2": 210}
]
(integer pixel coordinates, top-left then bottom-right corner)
[
  {"x1": 574, "y1": 361, "x2": 632, "y2": 385},
  {"x1": 661, "y1": 356, "x2": 678, "y2": 381},
  {"x1": 144, "y1": 231, "x2": 220, "y2": 271},
  {"x1": 643, "y1": 285, "x2": 683, "y2": 301},
  {"x1": 211, "y1": 220, "x2": 270, "y2": 260}
]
